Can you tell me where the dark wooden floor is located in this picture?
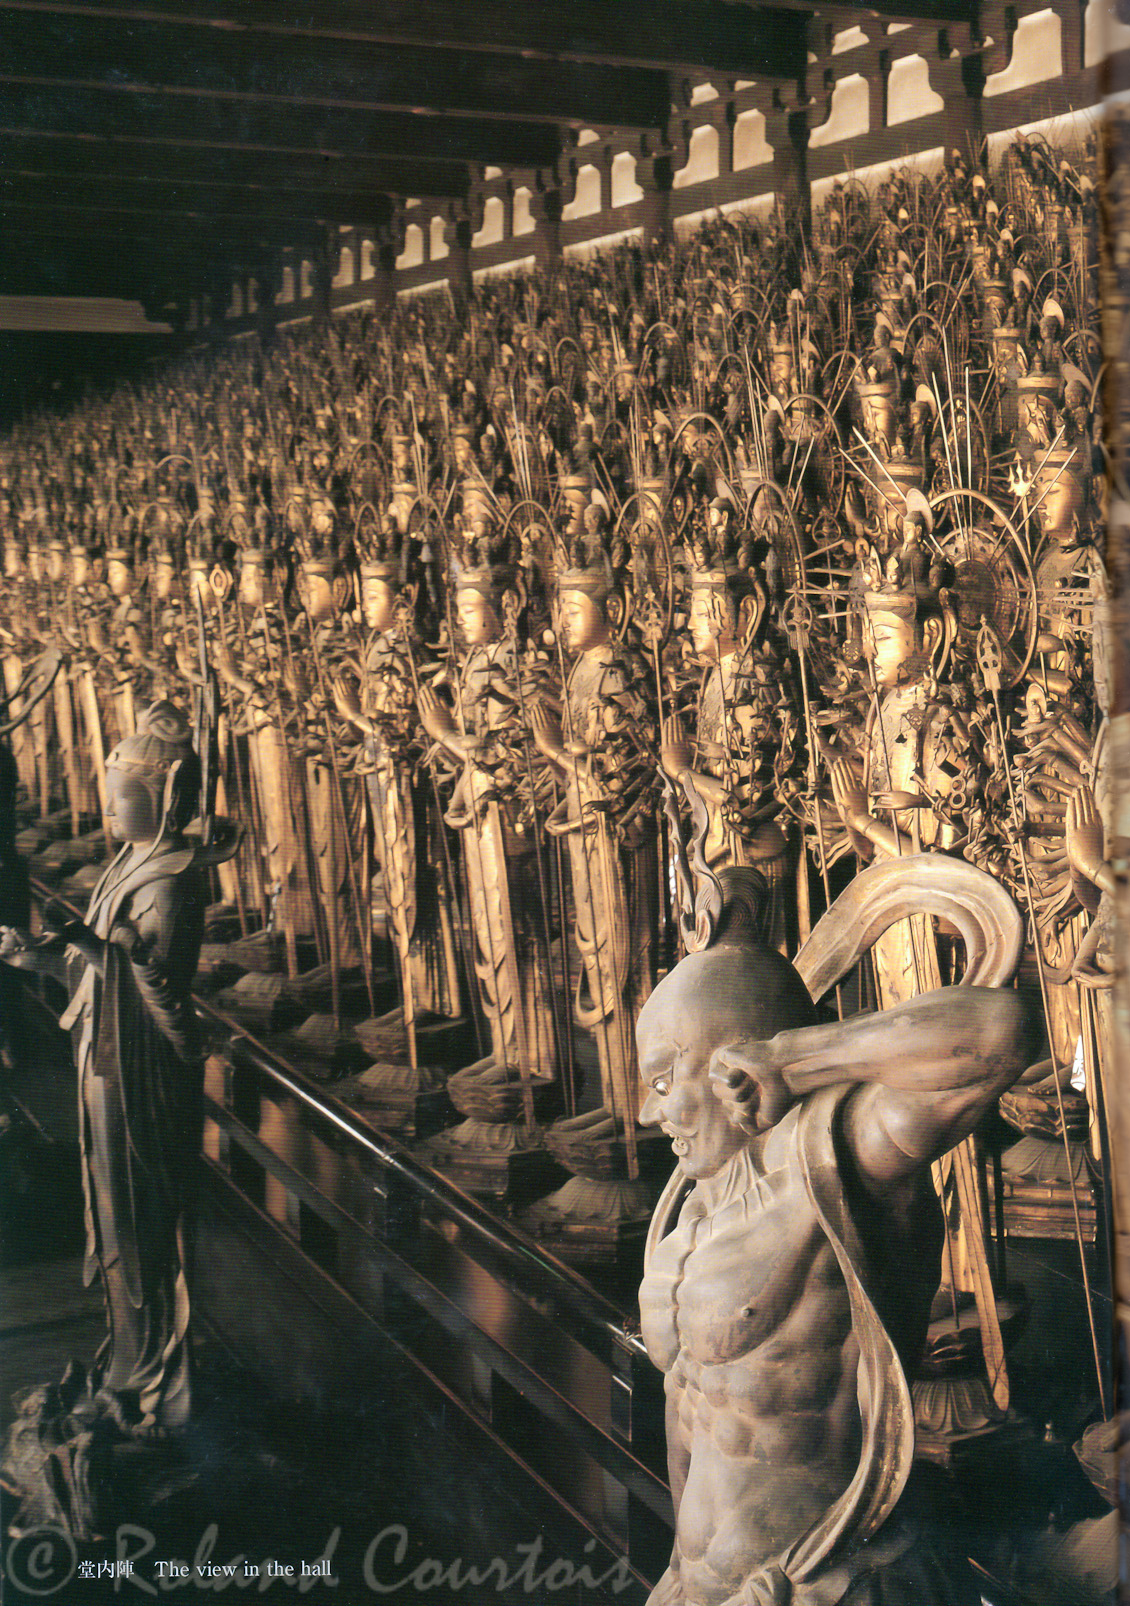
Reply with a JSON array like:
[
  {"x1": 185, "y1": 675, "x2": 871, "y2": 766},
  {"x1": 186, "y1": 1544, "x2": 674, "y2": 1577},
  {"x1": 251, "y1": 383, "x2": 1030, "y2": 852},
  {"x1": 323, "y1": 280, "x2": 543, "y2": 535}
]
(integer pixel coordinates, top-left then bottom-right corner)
[{"x1": 0, "y1": 1257, "x2": 106, "y2": 1411}]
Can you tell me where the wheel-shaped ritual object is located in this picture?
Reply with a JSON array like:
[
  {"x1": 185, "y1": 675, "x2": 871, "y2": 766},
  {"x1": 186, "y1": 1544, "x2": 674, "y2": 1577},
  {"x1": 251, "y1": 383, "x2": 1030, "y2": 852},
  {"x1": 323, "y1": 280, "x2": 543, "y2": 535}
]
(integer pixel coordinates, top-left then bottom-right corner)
[{"x1": 672, "y1": 410, "x2": 736, "y2": 485}]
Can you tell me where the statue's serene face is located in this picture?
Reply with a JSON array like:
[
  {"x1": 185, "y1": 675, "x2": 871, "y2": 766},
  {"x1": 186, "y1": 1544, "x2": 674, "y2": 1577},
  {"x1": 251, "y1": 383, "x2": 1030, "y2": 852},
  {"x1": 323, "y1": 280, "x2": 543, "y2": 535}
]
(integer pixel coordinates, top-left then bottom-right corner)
[
  {"x1": 299, "y1": 567, "x2": 336, "y2": 624},
  {"x1": 456, "y1": 590, "x2": 499, "y2": 647},
  {"x1": 107, "y1": 558, "x2": 132, "y2": 599},
  {"x1": 769, "y1": 350, "x2": 793, "y2": 392},
  {"x1": 1034, "y1": 467, "x2": 1084, "y2": 545},
  {"x1": 361, "y1": 575, "x2": 396, "y2": 633},
  {"x1": 239, "y1": 557, "x2": 266, "y2": 610},
  {"x1": 558, "y1": 588, "x2": 608, "y2": 653},
  {"x1": 709, "y1": 505, "x2": 731, "y2": 543},
  {"x1": 864, "y1": 606, "x2": 920, "y2": 690},
  {"x1": 688, "y1": 587, "x2": 733, "y2": 661},
  {"x1": 900, "y1": 514, "x2": 924, "y2": 549},
  {"x1": 105, "y1": 764, "x2": 160, "y2": 843},
  {"x1": 153, "y1": 556, "x2": 176, "y2": 602}
]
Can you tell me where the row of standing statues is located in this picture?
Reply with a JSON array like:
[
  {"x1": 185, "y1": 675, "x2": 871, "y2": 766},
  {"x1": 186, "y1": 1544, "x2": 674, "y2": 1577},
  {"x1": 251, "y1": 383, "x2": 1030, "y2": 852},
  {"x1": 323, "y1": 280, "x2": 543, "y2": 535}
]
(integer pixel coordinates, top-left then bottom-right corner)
[{"x1": 0, "y1": 128, "x2": 1121, "y2": 1605}]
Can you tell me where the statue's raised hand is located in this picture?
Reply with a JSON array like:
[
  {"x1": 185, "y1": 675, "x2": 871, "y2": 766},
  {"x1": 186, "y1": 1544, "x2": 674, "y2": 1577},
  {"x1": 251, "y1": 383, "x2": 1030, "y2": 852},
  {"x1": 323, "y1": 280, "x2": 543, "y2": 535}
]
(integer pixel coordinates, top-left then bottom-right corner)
[
  {"x1": 0, "y1": 925, "x2": 67, "y2": 968},
  {"x1": 1066, "y1": 784, "x2": 1105, "y2": 887},
  {"x1": 829, "y1": 757, "x2": 870, "y2": 829},
  {"x1": 660, "y1": 715, "x2": 693, "y2": 778},
  {"x1": 707, "y1": 1041, "x2": 785, "y2": 1137},
  {"x1": 528, "y1": 699, "x2": 565, "y2": 764},
  {"x1": 417, "y1": 685, "x2": 457, "y2": 743},
  {"x1": 0, "y1": 926, "x2": 33, "y2": 965},
  {"x1": 330, "y1": 675, "x2": 365, "y2": 730}
]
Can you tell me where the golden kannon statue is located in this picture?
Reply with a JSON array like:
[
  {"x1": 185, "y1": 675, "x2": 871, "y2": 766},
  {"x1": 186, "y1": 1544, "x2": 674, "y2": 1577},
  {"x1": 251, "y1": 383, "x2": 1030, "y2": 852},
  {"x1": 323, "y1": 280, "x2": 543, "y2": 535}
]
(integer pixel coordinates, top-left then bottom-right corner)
[
  {"x1": 662, "y1": 492, "x2": 798, "y2": 953},
  {"x1": 417, "y1": 520, "x2": 558, "y2": 1110},
  {"x1": 830, "y1": 541, "x2": 970, "y2": 1004},
  {"x1": 531, "y1": 499, "x2": 658, "y2": 1137},
  {"x1": 332, "y1": 522, "x2": 461, "y2": 1057}
]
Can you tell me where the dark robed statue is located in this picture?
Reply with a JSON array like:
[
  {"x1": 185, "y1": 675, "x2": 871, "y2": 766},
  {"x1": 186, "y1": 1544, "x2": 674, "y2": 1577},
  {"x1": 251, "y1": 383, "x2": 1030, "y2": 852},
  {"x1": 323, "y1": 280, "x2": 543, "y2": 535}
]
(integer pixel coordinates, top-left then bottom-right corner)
[
  {"x1": 638, "y1": 832, "x2": 1036, "y2": 1606},
  {"x1": 1, "y1": 701, "x2": 238, "y2": 1447}
]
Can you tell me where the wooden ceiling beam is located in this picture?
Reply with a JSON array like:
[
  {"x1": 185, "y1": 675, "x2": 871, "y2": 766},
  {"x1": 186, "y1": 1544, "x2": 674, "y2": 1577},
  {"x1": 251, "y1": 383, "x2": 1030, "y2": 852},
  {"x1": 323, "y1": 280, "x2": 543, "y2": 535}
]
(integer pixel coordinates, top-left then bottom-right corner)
[
  {"x1": 722, "y1": 0, "x2": 970, "y2": 22},
  {"x1": 0, "y1": 12, "x2": 673, "y2": 129},
  {"x1": 0, "y1": 207, "x2": 329, "y2": 256},
  {"x1": 0, "y1": 0, "x2": 810, "y2": 79},
  {"x1": 0, "y1": 86, "x2": 562, "y2": 167},
  {"x1": 1, "y1": 145, "x2": 468, "y2": 204},
  {"x1": 0, "y1": 256, "x2": 203, "y2": 298},
  {"x1": 0, "y1": 181, "x2": 413, "y2": 228},
  {"x1": 0, "y1": 132, "x2": 467, "y2": 195}
]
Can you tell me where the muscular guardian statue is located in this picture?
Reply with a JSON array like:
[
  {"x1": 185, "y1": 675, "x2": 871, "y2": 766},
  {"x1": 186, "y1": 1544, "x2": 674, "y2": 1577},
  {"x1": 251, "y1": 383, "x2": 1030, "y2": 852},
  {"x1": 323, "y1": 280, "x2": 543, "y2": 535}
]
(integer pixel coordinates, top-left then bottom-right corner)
[{"x1": 638, "y1": 857, "x2": 1034, "y2": 1606}]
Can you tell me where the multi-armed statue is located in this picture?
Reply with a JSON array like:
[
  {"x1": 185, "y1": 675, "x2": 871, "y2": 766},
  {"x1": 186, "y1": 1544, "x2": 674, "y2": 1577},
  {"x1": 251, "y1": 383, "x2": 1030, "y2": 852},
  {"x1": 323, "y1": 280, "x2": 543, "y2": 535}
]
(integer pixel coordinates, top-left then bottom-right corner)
[
  {"x1": 416, "y1": 510, "x2": 561, "y2": 1192},
  {"x1": 525, "y1": 487, "x2": 662, "y2": 1246}
]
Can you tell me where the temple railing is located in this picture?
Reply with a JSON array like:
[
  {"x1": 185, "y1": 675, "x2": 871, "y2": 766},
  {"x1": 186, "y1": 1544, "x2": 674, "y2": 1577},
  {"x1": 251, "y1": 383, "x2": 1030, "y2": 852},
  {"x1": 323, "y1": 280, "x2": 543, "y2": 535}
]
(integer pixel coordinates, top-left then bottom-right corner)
[{"x1": 25, "y1": 876, "x2": 674, "y2": 1594}]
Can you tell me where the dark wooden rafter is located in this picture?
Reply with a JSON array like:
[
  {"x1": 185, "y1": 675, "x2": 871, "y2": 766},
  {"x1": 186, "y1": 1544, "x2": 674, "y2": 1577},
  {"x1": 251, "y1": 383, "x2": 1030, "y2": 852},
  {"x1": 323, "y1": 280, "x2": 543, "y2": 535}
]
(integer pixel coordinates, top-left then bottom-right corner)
[
  {"x1": 0, "y1": 255, "x2": 266, "y2": 301},
  {"x1": 0, "y1": 134, "x2": 469, "y2": 197},
  {"x1": 0, "y1": 0, "x2": 810, "y2": 78},
  {"x1": 0, "y1": 183, "x2": 449, "y2": 228},
  {"x1": 0, "y1": 85, "x2": 563, "y2": 167},
  {"x1": 0, "y1": 234, "x2": 309, "y2": 274},
  {"x1": 0, "y1": 157, "x2": 469, "y2": 212},
  {"x1": 726, "y1": 0, "x2": 972, "y2": 22},
  {"x1": 1, "y1": 210, "x2": 334, "y2": 263},
  {"x1": 0, "y1": 0, "x2": 991, "y2": 309},
  {"x1": 0, "y1": 13, "x2": 674, "y2": 129}
]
